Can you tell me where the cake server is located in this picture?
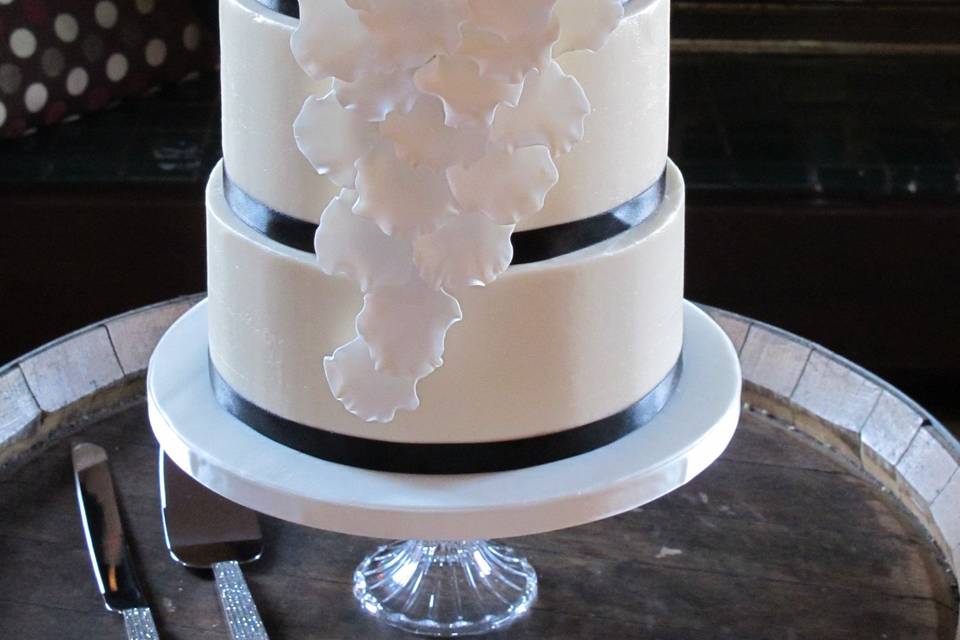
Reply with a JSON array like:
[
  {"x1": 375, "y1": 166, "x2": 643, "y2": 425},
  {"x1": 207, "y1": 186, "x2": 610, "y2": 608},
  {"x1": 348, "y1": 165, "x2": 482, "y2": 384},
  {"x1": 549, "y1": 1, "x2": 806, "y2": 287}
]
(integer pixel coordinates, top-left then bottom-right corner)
[
  {"x1": 159, "y1": 451, "x2": 269, "y2": 640},
  {"x1": 72, "y1": 442, "x2": 160, "y2": 640}
]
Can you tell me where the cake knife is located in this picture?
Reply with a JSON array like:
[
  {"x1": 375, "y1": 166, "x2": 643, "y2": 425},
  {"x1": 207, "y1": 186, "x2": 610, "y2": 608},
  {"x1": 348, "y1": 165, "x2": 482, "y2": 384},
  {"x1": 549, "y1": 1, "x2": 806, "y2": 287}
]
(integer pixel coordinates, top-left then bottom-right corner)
[
  {"x1": 72, "y1": 442, "x2": 160, "y2": 640},
  {"x1": 159, "y1": 451, "x2": 269, "y2": 640}
]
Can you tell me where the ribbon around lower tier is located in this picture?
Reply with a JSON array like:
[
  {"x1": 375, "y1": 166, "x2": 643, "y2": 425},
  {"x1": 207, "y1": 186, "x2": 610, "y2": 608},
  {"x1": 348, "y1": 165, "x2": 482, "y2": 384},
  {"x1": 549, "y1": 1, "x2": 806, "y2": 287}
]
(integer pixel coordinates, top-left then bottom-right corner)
[
  {"x1": 222, "y1": 166, "x2": 667, "y2": 265},
  {"x1": 210, "y1": 353, "x2": 682, "y2": 474}
]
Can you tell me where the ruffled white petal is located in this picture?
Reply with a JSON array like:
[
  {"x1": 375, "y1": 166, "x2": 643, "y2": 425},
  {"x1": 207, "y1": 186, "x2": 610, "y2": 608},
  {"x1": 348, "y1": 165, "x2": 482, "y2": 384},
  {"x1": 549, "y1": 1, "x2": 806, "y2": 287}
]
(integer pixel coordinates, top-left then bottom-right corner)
[
  {"x1": 414, "y1": 55, "x2": 523, "y2": 128},
  {"x1": 380, "y1": 96, "x2": 488, "y2": 171},
  {"x1": 291, "y1": 2, "x2": 626, "y2": 423},
  {"x1": 324, "y1": 337, "x2": 420, "y2": 423},
  {"x1": 554, "y1": 0, "x2": 625, "y2": 55},
  {"x1": 458, "y1": 19, "x2": 559, "y2": 83},
  {"x1": 333, "y1": 70, "x2": 417, "y2": 123},
  {"x1": 354, "y1": 0, "x2": 468, "y2": 71},
  {"x1": 467, "y1": 0, "x2": 556, "y2": 40},
  {"x1": 291, "y1": 0, "x2": 377, "y2": 82},
  {"x1": 314, "y1": 189, "x2": 416, "y2": 291},
  {"x1": 357, "y1": 280, "x2": 462, "y2": 378},
  {"x1": 353, "y1": 141, "x2": 459, "y2": 237},
  {"x1": 447, "y1": 145, "x2": 559, "y2": 225},
  {"x1": 414, "y1": 212, "x2": 514, "y2": 290},
  {"x1": 294, "y1": 92, "x2": 378, "y2": 188},
  {"x1": 492, "y1": 60, "x2": 590, "y2": 156}
]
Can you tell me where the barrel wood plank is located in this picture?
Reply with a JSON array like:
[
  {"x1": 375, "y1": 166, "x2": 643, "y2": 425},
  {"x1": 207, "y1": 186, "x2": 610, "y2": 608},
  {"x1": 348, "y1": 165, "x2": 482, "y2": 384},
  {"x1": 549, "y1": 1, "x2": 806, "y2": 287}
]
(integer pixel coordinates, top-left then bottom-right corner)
[{"x1": 0, "y1": 298, "x2": 957, "y2": 639}]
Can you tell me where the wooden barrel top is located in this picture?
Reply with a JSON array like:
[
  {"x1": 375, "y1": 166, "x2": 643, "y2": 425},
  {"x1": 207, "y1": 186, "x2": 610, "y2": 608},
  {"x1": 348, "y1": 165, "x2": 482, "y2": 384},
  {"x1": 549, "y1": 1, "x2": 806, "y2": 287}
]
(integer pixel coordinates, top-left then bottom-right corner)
[{"x1": 1, "y1": 296, "x2": 958, "y2": 639}]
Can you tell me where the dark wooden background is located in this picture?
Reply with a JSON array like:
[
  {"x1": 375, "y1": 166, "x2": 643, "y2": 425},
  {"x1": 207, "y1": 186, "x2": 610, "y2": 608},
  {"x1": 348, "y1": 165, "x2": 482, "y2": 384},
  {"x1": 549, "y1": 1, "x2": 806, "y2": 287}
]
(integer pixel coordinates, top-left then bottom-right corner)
[{"x1": 1, "y1": 0, "x2": 958, "y2": 424}]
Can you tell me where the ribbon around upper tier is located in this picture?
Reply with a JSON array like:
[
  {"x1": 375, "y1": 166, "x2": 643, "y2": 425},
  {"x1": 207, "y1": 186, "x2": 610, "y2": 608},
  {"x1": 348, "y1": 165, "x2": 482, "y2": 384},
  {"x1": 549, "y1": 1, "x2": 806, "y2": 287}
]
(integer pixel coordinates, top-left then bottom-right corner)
[
  {"x1": 222, "y1": 166, "x2": 667, "y2": 265},
  {"x1": 257, "y1": 0, "x2": 299, "y2": 18},
  {"x1": 254, "y1": 0, "x2": 647, "y2": 21},
  {"x1": 210, "y1": 353, "x2": 682, "y2": 474}
]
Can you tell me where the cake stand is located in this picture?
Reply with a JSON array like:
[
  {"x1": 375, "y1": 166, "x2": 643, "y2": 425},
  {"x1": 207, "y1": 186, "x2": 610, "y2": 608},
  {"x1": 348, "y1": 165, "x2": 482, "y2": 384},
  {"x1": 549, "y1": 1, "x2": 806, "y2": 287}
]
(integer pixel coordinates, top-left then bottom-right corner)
[{"x1": 147, "y1": 300, "x2": 741, "y2": 637}]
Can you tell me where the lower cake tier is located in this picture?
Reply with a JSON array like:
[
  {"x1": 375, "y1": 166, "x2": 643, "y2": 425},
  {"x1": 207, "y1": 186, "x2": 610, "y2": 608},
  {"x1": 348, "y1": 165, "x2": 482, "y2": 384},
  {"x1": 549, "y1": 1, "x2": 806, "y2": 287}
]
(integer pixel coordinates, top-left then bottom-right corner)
[{"x1": 206, "y1": 160, "x2": 685, "y2": 445}]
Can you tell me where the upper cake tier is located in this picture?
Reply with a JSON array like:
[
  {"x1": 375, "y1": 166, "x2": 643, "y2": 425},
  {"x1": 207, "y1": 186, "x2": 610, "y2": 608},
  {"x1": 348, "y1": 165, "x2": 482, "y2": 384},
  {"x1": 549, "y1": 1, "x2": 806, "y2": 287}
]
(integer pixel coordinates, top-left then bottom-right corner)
[{"x1": 220, "y1": 0, "x2": 670, "y2": 232}]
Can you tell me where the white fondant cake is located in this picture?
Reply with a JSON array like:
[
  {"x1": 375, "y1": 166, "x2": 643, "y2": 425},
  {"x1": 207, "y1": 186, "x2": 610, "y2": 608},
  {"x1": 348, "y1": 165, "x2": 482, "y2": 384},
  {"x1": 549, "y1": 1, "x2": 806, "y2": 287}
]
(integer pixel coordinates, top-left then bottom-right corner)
[
  {"x1": 220, "y1": 0, "x2": 669, "y2": 231},
  {"x1": 208, "y1": 0, "x2": 684, "y2": 456}
]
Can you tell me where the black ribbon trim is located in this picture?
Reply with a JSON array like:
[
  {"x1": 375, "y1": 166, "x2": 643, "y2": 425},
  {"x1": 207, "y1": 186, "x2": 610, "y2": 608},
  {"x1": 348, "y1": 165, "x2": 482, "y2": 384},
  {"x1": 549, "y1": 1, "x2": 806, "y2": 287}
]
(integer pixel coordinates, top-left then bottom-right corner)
[
  {"x1": 223, "y1": 169, "x2": 318, "y2": 254},
  {"x1": 256, "y1": 0, "x2": 299, "y2": 19},
  {"x1": 256, "y1": 0, "x2": 644, "y2": 21},
  {"x1": 511, "y1": 171, "x2": 667, "y2": 264},
  {"x1": 210, "y1": 355, "x2": 682, "y2": 474},
  {"x1": 223, "y1": 167, "x2": 668, "y2": 265}
]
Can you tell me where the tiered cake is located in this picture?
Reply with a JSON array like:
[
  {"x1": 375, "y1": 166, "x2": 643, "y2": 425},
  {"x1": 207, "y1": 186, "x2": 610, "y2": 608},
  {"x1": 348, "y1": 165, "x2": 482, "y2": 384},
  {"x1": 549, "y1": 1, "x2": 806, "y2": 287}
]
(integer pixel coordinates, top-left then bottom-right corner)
[{"x1": 206, "y1": 0, "x2": 683, "y2": 472}]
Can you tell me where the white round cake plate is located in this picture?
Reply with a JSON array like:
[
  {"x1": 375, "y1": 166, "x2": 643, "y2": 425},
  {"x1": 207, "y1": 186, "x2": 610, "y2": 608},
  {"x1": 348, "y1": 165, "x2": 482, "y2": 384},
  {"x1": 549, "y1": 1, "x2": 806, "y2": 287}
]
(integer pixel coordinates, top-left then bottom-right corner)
[{"x1": 147, "y1": 299, "x2": 741, "y2": 541}]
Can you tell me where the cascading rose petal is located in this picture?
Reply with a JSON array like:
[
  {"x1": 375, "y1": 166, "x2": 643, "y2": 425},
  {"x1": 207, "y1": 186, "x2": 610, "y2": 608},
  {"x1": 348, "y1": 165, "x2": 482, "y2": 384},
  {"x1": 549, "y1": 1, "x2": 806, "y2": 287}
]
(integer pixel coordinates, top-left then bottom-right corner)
[
  {"x1": 447, "y1": 145, "x2": 559, "y2": 225},
  {"x1": 554, "y1": 0, "x2": 625, "y2": 55},
  {"x1": 492, "y1": 60, "x2": 590, "y2": 156},
  {"x1": 291, "y1": 0, "x2": 377, "y2": 82},
  {"x1": 357, "y1": 280, "x2": 463, "y2": 379},
  {"x1": 333, "y1": 70, "x2": 418, "y2": 123},
  {"x1": 353, "y1": 141, "x2": 459, "y2": 237},
  {"x1": 294, "y1": 92, "x2": 378, "y2": 188},
  {"x1": 380, "y1": 96, "x2": 488, "y2": 171},
  {"x1": 458, "y1": 18, "x2": 559, "y2": 84},
  {"x1": 414, "y1": 213, "x2": 515, "y2": 290},
  {"x1": 351, "y1": 0, "x2": 468, "y2": 71},
  {"x1": 290, "y1": 1, "x2": 626, "y2": 423},
  {"x1": 467, "y1": 0, "x2": 557, "y2": 40},
  {"x1": 314, "y1": 189, "x2": 415, "y2": 292},
  {"x1": 414, "y1": 55, "x2": 523, "y2": 128},
  {"x1": 324, "y1": 337, "x2": 420, "y2": 423}
]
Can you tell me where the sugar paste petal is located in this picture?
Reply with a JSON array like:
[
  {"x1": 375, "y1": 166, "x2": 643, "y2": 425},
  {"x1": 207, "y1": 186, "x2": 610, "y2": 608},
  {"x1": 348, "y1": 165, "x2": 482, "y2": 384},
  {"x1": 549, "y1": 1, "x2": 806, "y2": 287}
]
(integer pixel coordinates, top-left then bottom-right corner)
[
  {"x1": 314, "y1": 189, "x2": 416, "y2": 291},
  {"x1": 414, "y1": 55, "x2": 523, "y2": 128},
  {"x1": 467, "y1": 0, "x2": 556, "y2": 40},
  {"x1": 293, "y1": 2, "x2": 627, "y2": 423},
  {"x1": 554, "y1": 0, "x2": 624, "y2": 55},
  {"x1": 354, "y1": 141, "x2": 459, "y2": 237},
  {"x1": 324, "y1": 337, "x2": 420, "y2": 423},
  {"x1": 447, "y1": 145, "x2": 559, "y2": 225},
  {"x1": 458, "y1": 18, "x2": 559, "y2": 84},
  {"x1": 353, "y1": 0, "x2": 468, "y2": 71},
  {"x1": 291, "y1": 0, "x2": 376, "y2": 82},
  {"x1": 380, "y1": 96, "x2": 488, "y2": 171},
  {"x1": 333, "y1": 70, "x2": 417, "y2": 123},
  {"x1": 294, "y1": 92, "x2": 378, "y2": 188},
  {"x1": 492, "y1": 60, "x2": 590, "y2": 156},
  {"x1": 414, "y1": 212, "x2": 514, "y2": 290},
  {"x1": 357, "y1": 280, "x2": 463, "y2": 379}
]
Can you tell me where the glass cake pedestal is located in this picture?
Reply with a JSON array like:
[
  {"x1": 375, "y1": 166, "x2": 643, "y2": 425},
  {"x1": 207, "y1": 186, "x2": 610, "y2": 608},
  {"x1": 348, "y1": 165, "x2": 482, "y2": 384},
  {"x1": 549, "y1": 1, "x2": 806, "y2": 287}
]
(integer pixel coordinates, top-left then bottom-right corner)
[
  {"x1": 147, "y1": 300, "x2": 741, "y2": 636},
  {"x1": 353, "y1": 539, "x2": 537, "y2": 636}
]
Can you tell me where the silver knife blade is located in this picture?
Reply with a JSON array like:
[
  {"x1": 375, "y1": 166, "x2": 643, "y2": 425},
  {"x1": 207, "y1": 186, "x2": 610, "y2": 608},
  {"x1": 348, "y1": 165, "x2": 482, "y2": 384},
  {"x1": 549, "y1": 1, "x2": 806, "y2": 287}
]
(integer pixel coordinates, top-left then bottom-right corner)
[
  {"x1": 73, "y1": 442, "x2": 151, "y2": 613},
  {"x1": 73, "y1": 443, "x2": 160, "y2": 639},
  {"x1": 159, "y1": 452, "x2": 262, "y2": 567}
]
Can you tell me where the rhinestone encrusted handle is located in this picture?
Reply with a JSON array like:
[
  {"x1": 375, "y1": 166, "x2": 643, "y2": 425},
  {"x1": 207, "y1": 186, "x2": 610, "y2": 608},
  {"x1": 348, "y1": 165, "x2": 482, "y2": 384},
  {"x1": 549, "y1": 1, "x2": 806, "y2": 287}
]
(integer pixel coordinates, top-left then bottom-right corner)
[
  {"x1": 121, "y1": 607, "x2": 159, "y2": 640},
  {"x1": 213, "y1": 560, "x2": 269, "y2": 640}
]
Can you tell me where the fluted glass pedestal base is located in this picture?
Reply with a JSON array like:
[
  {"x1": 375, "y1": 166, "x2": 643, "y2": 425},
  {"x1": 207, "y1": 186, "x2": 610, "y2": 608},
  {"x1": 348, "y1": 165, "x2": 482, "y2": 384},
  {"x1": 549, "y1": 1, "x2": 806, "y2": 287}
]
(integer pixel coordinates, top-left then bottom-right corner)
[{"x1": 353, "y1": 540, "x2": 538, "y2": 637}]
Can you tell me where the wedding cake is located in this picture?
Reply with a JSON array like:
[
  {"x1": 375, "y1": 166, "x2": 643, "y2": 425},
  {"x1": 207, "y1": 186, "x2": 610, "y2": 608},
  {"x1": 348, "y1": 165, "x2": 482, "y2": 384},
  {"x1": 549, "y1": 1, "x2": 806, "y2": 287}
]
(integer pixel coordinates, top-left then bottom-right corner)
[{"x1": 206, "y1": 0, "x2": 683, "y2": 473}]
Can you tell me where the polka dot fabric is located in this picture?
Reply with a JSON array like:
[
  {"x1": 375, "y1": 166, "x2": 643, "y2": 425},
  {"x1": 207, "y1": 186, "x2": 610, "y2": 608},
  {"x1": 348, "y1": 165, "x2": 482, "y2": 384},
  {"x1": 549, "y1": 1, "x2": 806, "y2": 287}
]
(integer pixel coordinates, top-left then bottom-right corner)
[{"x1": 0, "y1": 0, "x2": 212, "y2": 137}]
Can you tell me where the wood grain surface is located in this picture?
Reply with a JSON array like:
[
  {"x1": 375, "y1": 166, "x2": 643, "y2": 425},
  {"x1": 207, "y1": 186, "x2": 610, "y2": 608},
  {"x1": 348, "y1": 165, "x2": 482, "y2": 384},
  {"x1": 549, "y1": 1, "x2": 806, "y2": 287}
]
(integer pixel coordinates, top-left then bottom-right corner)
[{"x1": 1, "y1": 401, "x2": 955, "y2": 639}]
